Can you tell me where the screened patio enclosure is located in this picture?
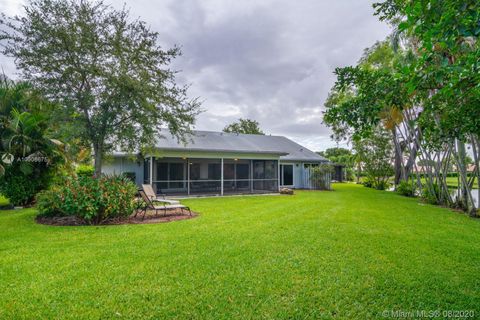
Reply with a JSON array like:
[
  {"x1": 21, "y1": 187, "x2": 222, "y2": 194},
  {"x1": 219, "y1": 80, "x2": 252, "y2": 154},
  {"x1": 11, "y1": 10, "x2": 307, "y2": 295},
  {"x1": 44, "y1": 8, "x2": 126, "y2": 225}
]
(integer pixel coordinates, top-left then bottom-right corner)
[{"x1": 144, "y1": 157, "x2": 279, "y2": 195}]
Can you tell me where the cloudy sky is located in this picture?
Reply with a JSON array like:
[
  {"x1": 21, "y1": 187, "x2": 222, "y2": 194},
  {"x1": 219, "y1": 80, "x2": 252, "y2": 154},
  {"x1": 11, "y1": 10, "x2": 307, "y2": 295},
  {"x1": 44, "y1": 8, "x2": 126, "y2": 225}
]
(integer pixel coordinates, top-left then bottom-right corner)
[{"x1": 0, "y1": 0, "x2": 391, "y2": 151}]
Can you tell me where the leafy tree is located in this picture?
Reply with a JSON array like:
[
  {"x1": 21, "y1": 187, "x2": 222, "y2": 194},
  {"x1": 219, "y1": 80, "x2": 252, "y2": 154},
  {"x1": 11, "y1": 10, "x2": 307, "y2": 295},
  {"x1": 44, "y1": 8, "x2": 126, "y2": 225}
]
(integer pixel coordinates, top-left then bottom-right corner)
[
  {"x1": 373, "y1": 0, "x2": 480, "y2": 215},
  {"x1": 354, "y1": 126, "x2": 394, "y2": 190},
  {"x1": 0, "y1": 0, "x2": 200, "y2": 176},
  {"x1": 0, "y1": 79, "x2": 64, "y2": 205},
  {"x1": 318, "y1": 147, "x2": 352, "y2": 162},
  {"x1": 318, "y1": 147, "x2": 355, "y2": 181},
  {"x1": 323, "y1": 41, "x2": 418, "y2": 186},
  {"x1": 223, "y1": 118, "x2": 264, "y2": 135}
]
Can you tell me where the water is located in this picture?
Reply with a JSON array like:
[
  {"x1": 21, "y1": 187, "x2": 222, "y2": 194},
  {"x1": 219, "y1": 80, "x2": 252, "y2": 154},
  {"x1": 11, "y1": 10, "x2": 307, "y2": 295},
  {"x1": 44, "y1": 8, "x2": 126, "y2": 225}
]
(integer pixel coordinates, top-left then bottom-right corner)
[{"x1": 451, "y1": 189, "x2": 479, "y2": 207}]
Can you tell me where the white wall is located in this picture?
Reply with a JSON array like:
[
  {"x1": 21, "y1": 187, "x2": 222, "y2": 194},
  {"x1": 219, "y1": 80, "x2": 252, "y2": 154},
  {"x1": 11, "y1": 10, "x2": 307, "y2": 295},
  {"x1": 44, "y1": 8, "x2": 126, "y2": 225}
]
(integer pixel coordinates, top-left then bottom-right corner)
[{"x1": 101, "y1": 157, "x2": 144, "y2": 186}]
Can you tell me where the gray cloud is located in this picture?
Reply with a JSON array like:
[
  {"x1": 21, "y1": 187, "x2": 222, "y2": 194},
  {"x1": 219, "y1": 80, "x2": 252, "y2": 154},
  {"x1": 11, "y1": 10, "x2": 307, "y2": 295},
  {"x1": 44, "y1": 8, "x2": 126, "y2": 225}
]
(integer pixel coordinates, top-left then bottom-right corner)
[{"x1": 0, "y1": 0, "x2": 390, "y2": 151}]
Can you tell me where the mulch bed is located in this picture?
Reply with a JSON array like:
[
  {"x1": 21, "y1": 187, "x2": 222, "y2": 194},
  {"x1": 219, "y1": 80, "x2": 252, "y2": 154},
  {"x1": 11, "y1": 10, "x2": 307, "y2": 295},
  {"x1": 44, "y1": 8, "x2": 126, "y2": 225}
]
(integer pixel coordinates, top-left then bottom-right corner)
[{"x1": 36, "y1": 208, "x2": 198, "y2": 226}]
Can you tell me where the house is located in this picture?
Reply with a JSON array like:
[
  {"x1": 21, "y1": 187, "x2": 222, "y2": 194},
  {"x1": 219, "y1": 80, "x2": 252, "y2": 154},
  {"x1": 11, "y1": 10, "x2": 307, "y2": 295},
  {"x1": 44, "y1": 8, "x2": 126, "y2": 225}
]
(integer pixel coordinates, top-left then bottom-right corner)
[{"x1": 102, "y1": 130, "x2": 330, "y2": 195}]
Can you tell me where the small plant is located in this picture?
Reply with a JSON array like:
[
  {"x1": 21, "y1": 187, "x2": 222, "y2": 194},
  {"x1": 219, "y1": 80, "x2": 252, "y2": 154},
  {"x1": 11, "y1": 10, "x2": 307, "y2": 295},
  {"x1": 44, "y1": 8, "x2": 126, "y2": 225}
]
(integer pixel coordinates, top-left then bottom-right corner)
[
  {"x1": 37, "y1": 174, "x2": 138, "y2": 224},
  {"x1": 375, "y1": 180, "x2": 390, "y2": 191},
  {"x1": 421, "y1": 183, "x2": 440, "y2": 205},
  {"x1": 362, "y1": 177, "x2": 375, "y2": 188},
  {"x1": 396, "y1": 180, "x2": 416, "y2": 197},
  {"x1": 76, "y1": 164, "x2": 95, "y2": 178},
  {"x1": 362, "y1": 177, "x2": 390, "y2": 190}
]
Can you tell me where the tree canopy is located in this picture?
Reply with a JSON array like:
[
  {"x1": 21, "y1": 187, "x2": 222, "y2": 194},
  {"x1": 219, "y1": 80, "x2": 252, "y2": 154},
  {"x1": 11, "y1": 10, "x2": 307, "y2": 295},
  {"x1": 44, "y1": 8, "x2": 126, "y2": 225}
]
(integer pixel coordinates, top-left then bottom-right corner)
[
  {"x1": 223, "y1": 118, "x2": 264, "y2": 135},
  {"x1": 323, "y1": 0, "x2": 480, "y2": 215},
  {"x1": 0, "y1": 0, "x2": 200, "y2": 174}
]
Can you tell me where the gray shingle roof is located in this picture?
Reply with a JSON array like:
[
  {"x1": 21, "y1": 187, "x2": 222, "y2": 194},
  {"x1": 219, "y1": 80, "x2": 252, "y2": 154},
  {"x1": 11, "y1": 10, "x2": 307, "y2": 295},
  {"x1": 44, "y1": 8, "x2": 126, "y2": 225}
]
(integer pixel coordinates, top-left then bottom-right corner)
[{"x1": 155, "y1": 130, "x2": 327, "y2": 162}]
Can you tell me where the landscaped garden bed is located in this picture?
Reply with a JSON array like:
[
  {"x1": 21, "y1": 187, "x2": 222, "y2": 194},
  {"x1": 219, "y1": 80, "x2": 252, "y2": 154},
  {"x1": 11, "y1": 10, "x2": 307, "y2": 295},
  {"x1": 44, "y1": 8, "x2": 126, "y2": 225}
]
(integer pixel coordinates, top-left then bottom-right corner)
[{"x1": 36, "y1": 208, "x2": 198, "y2": 226}]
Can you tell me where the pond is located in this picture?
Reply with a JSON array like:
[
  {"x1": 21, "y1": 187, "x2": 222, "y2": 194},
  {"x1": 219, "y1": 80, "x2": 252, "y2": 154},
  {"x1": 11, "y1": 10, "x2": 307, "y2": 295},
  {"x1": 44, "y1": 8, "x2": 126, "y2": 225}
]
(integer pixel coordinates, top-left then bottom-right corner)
[{"x1": 451, "y1": 189, "x2": 479, "y2": 207}]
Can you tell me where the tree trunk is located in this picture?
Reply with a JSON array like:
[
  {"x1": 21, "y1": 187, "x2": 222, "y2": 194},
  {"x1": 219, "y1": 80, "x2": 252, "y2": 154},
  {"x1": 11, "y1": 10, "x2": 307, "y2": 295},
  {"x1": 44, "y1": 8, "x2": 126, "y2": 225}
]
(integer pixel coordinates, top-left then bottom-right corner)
[
  {"x1": 470, "y1": 135, "x2": 480, "y2": 217},
  {"x1": 392, "y1": 129, "x2": 404, "y2": 186},
  {"x1": 456, "y1": 139, "x2": 476, "y2": 215},
  {"x1": 356, "y1": 162, "x2": 361, "y2": 184},
  {"x1": 93, "y1": 143, "x2": 103, "y2": 178},
  {"x1": 404, "y1": 128, "x2": 420, "y2": 181}
]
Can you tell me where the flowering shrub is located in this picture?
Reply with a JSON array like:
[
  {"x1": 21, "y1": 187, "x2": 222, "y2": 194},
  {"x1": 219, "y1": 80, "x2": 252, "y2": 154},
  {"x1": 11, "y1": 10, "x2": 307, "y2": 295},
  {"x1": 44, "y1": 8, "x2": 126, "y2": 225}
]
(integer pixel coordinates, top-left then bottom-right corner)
[{"x1": 37, "y1": 175, "x2": 137, "y2": 224}]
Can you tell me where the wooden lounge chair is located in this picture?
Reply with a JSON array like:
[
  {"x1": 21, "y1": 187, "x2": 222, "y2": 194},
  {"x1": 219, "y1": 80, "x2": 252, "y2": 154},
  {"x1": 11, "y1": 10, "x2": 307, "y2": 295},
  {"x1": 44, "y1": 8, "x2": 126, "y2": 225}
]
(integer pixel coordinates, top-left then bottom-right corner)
[
  {"x1": 136, "y1": 190, "x2": 191, "y2": 220},
  {"x1": 141, "y1": 184, "x2": 180, "y2": 204}
]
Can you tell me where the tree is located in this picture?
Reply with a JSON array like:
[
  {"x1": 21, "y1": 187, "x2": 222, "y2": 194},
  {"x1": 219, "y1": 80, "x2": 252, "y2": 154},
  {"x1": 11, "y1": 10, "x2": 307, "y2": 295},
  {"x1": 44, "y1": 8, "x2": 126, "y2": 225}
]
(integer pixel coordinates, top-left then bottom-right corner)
[
  {"x1": 373, "y1": 0, "x2": 480, "y2": 215},
  {"x1": 0, "y1": 0, "x2": 200, "y2": 176},
  {"x1": 354, "y1": 126, "x2": 394, "y2": 190},
  {"x1": 317, "y1": 147, "x2": 355, "y2": 181},
  {"x1": 318, "y1": 147, "x2": 352, "y2": 162},
  {"x1": 0, "y1": 79, "x2": 64, "y2": 205},
  {"x1": 223, "y1": 118, "x2": 264, "y2": 135},
  {"x1": 323, "y1": 41, "x2": 418, "y2": 186}
]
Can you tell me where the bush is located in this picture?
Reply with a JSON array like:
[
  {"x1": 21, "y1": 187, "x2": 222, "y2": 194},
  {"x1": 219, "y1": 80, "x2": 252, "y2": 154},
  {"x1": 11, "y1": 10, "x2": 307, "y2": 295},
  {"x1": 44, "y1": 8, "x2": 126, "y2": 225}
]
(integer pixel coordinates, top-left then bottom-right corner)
[
  {"x1": 375, "y1": 180, "x2": 390, "y2": 191},
  {"x1": 362, "y1": 177, "x2": 390, "y2": 190},
  {"x1": 0, "y1": 165, "x2": 49, "y2": 206},
  {"x1": 76, "y1": 164, "x2": 95, "y2": 178},
  {"x1": 309, "y1": 164, "x2": 334, "y2": 190},
  {"x1": 421, "y1": 183, "x2": 440, "y2": 205},
  {"x1": 37, "y1": 175, "x2": 138, "y2": 224},
  {"x1": 396, "y1": 180, "x2": 416, "y2": 197},
  {"x1": 362, "y1": 177, "x2": 375, "y2": 188}
]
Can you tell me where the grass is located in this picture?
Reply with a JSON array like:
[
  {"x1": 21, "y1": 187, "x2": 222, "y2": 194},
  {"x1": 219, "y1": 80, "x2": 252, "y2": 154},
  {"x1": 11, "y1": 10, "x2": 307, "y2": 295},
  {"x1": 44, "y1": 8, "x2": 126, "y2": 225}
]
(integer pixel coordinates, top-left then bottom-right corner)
[
  {"x1": 358, "y1": 176, "x2": 478, "y2": 189},
  {"x1": 444, "y1": 176, "x2": 478, "y2": 189},
  {"x1": 1, "y1": 184, "x2": 479, "y2": 319}
]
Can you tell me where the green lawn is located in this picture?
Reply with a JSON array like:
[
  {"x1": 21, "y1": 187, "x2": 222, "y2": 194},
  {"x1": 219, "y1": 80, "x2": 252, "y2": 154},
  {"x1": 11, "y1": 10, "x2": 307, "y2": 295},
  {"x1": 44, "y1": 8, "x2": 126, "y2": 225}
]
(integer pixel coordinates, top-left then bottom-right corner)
[
  {"x1": 444, "y1": 176, "x2": 478, "y2": 189},
  {"x1": 1, "y1": 184, "x2": 479, "y2": 319}
]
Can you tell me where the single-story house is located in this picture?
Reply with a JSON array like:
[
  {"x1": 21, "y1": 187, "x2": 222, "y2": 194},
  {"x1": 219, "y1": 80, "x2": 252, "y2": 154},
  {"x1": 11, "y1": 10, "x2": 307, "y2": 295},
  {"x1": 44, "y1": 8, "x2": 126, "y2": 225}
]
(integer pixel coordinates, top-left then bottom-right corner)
[{"x1": 102, "y1": 130, "x2": 330, "y2": 196}]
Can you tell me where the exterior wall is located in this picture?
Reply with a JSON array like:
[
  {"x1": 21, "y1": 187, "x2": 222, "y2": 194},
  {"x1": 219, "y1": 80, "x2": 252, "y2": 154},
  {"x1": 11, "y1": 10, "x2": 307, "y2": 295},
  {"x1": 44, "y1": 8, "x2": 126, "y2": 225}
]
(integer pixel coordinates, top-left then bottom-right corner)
[
  {"x1": 101, "y1": 157, "x2": 144, "y2": 186},
  {"x1": 293, "y1": 162, "x2": 304, "y2": 188},
  {"x1": 279, "y1": 160, "x2": 331, "y2": 189}
]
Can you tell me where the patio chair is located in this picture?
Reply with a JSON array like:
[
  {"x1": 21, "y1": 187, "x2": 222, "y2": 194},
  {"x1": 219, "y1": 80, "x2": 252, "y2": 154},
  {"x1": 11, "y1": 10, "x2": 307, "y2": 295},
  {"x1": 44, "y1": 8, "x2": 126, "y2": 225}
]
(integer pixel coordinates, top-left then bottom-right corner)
[
  {"x1": 136, "y1": 190, "x2": 191, "y2": 220},
  {"x1": 141, "y1": 184, "x2": 180, "y2": 204}
]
